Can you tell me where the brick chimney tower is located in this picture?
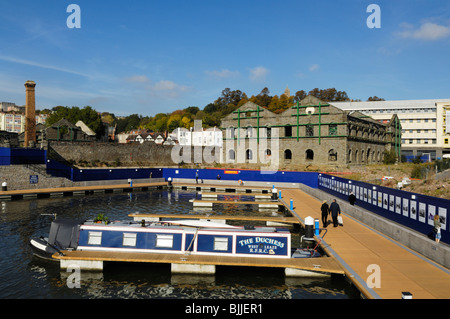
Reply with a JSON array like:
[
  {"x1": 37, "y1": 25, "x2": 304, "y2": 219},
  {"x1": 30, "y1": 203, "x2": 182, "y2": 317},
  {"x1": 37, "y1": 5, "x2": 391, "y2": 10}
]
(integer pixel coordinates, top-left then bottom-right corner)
[{"x1": 24, "y1": 80, "x2": 36, "y2": 147}]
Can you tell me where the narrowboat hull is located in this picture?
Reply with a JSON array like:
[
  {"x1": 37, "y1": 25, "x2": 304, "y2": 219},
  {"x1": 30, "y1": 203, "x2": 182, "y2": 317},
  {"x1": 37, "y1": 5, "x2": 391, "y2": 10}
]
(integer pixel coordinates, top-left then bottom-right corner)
[
  {"x1": 30, "y1": 237, "x2": 61, "y2": 261},
  {"x1": 31, "y1": 218, "x2": 321, "y2": 261}
]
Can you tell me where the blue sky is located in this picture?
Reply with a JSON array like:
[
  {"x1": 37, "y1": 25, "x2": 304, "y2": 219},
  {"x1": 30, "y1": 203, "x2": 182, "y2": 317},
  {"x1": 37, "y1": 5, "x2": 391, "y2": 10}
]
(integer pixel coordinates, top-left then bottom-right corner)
[{"x1": 0, "y1": 0, "x2": 449, "y2": 117}]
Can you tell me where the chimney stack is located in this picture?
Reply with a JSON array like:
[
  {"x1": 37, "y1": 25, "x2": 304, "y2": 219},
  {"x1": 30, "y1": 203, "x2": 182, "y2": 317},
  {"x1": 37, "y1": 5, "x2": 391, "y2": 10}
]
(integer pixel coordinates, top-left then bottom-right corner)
[{"x1": 24, "y1": 80, "x2": 36, "y2": 147}]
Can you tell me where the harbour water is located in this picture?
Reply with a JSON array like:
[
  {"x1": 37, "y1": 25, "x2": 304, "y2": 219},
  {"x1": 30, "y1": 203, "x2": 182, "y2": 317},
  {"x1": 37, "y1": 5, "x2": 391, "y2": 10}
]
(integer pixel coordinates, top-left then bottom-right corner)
[{"x1": 0, "y1": 189, "x2": 360, "y2": 299}]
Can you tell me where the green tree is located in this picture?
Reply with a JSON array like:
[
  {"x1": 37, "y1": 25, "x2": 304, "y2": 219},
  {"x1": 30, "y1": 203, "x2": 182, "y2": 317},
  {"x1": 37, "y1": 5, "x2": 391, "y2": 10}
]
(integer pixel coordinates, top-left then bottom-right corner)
[
  {"x1": 184, "y1": 106, "x2": 200, "y2": 116},
  {"x1": 254, "y1": 87, "x2": 272, "y2": 107}
]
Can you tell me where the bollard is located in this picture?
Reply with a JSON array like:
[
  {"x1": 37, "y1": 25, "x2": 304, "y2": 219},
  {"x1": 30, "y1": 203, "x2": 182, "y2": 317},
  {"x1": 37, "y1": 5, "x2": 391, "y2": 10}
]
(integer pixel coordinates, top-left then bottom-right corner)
[
  {"x1": 305, "y1": 216, "x2": 314, "y2": 239},
  {"x1": 1, "y1": 182, "x2": 6, "y2": 191},
  {"x1": 290, "y1": 199, "x2": 293, "y2": 210},
  {"x1": 315, "y1": 219, "x2": 320, "y2": 236},
  {"x1": 271, "y1": 188, "x2": 278, "y2": 201}
]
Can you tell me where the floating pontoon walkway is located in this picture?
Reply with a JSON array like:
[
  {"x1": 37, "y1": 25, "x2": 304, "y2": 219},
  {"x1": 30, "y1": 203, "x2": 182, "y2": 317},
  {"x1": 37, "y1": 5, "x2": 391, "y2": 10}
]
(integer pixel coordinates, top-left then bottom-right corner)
[
  {"x1": 199, "y1": 191, "x2": 272, "y2": 199},
  {"x1": 0, "y1": 182, "x2": 167, "y2": 200},
  {"x1": 52, "y1": 249, "x2": 344, "y2": 276},
  {"x1": 173, "y1": 182, "x2": 274, "y2": 193},
  {"x1": 278, "y1": 188, "x2": 450, "y2": 299},
  {"x1": 190, "y1": 199, "x2": 280, "y2": 209},
  {"x1": 128, "y1": 213, "x2": 299, "y2": 225}
]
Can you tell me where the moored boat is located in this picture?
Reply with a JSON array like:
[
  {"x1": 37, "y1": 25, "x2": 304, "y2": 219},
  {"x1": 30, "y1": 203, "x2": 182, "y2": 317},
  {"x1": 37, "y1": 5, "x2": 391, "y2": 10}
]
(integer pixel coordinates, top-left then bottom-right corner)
[{"x1": 30, "y1": 217, "x2": 321, "y2": 261}]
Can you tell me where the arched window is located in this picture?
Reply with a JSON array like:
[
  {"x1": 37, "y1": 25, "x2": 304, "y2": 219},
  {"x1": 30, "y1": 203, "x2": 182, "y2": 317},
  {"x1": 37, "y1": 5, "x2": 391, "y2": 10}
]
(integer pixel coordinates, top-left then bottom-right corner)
[
  {"x1": 265, "y1": 149, "x2": 271, "y2": 156},
  {"x1": 266, "y1": 126, "x2": 272, "y2": 138},
  {"x1": 284, "y1": 149, "x2": 292, "y2": 160},
  {"x1": 328, "y1": 149, "x2": 337, "y2": 161},
  {"x1": 228, "y1": 127, "x2": 235, "y2": 139},
  {"x1": 228, "y1": 149, "x2": 235, "y2": 161},
  {"x1": 306, "y1": 149, "x2": 314, "y2": 160},
  {"x1": 246, "y1": 149, "x2": 253, "y2": 160},
  {"x1": 348, "y1": 149, "x2": 352, "y2": 163},
  {"x1": 246, "y1": 126, "x2": 253, "y2": 138}
]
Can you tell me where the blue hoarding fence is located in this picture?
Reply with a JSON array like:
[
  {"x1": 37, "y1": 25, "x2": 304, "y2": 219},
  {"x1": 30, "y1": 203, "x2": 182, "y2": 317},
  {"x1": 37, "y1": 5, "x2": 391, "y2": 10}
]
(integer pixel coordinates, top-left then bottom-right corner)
[
  {"x1": 46, "y1": 159, "x2": 163, "y2": 182},
  {"x1": 0, "y1": 147, "x2": 47, "y2": 165},
  {"x1": 162, "y1": 168, "x2": 319, "y2": 189},
  {"x1": 318, "y1": 173, "x2": 449, "y2": 245}
]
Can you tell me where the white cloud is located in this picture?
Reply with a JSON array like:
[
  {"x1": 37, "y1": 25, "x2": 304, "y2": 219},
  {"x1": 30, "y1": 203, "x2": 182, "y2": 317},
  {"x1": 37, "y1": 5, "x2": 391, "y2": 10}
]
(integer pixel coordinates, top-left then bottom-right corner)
[
  {"x1": 123, "y1": 75, "x2": 190, "y2": 98},
  {"x1": 0, "y1": 54, "x2": 89, "y2": 78},
  {"x1": 309, "y1": 64, "x2": 320, "y2": 72},
  {"x1": 149, "y1": 80, "x2": 191, "y2": 98},
  {"x1": 205, "y1": 69, "x2": 240, "y2": 79},
  {"x1": 249, "y1": 66, "x2": 269, "y2": 82},
  {"x1": 124, "y1": 75, "x2": 150, "y2": 83},
  {"x1": 397, "y1": 22, "x2": 450, "y2": 41}
]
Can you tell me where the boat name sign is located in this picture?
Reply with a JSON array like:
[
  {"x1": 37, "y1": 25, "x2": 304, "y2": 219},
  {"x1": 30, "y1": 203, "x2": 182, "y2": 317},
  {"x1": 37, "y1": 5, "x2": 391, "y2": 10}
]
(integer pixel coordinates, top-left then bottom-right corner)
[{"x1": 237, "y1": 236, "x2": 287, "y2": 255}]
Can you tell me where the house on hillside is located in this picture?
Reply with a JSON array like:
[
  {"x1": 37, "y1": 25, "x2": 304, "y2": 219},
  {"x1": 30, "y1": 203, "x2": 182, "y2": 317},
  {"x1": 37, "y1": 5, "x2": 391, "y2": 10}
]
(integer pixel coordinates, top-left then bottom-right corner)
[{"x1": 42, "y1": 118, "x2": 96, "y2": 142}]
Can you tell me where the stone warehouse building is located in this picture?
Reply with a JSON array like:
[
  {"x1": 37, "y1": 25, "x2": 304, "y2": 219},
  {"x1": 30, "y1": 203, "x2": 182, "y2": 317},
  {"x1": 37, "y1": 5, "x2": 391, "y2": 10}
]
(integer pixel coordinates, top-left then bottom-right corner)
[{"x1": 220, "y1": 96, "x2": 401, "y2": 167}]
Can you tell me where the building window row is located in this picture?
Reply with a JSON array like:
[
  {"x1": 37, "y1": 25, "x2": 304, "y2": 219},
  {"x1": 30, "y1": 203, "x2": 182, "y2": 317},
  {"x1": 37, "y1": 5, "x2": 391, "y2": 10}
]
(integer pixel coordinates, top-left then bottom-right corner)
[
  {"x1": 400, "y1": 118, "x2": 436, "y2": 123},
  {"x1": 404, "y1": 139, "x2": 437, "y2": 144},
  {"x1": 227, "y1": 149, "x2": 339, "y2": 162},
  {"x1": 402, "y1": 129, "x2": 436, "y2": 134},
  {"x1": 367, "y1": 108, "x2": 436, "y2": 114},
  {"x1": 227, "y1": 125, "x2": 340, "y2": 139}
]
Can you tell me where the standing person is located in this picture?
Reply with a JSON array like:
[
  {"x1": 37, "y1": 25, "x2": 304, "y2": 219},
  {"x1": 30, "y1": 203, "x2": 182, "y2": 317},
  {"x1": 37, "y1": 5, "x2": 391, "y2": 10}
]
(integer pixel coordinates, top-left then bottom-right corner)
[
  {"x1": 348, "y1": 192, "x2": 356, "y2": 205},
  {"x1": 320, "y1": 200, "x2": 330, "y2": 227},
  {"x1": 195, "y1": 171, "x2": 199, "y2": 184},
  {"x1": 434, "y1": 214, "x2": 441, "y2": 244},
  {"x1": 329, "y1": 199, "x2": 341, "y2": 227}
]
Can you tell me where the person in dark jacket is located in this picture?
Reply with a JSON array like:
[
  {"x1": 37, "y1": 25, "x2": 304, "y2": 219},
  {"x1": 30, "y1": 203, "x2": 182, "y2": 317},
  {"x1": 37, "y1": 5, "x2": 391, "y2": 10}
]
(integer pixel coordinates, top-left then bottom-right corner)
[
  {"x1": 349, "y1": 192, "x2": 356, "y2": 205},
  {"x1": 329, "y1": 199, "x2": 341, "y2": 227},
  {"x1": 320, "y1": 200, "x2": 330, "y2": 227}
]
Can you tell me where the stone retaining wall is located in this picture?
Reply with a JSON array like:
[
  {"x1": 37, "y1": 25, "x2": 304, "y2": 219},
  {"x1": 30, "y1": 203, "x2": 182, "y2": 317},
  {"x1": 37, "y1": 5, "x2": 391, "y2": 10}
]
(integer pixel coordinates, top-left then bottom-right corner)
[{"x1": 48, "y1": 141, "x2": 175, "y2": 167}]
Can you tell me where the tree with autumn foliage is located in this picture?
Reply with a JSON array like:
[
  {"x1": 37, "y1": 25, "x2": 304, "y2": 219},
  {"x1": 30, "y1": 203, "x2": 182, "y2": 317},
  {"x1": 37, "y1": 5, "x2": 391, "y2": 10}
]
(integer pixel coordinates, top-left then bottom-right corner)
[{"x1": 110, "y1": 86, "x2": 381, "y2": 135}]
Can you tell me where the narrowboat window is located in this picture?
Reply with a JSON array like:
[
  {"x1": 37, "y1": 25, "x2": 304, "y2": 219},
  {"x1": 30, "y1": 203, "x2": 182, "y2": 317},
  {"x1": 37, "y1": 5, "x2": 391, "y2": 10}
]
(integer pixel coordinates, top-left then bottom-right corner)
[
  {"x1": 88, "y1": 231, "x2": 102, "y2": 245},
  {"x1": 156, "y1": 234, "x2": 173, "y2": 248},
  {"x1": 214, "y1": 237, "x2": 228, "y2": 251},
  {"x1": 123, "y1": 233, "x2": 137, "y2": 247}
]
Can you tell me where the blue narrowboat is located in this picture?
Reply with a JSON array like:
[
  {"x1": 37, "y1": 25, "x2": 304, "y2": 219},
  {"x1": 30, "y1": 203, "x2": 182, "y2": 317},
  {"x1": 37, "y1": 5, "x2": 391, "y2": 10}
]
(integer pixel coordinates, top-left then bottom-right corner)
[{"x1": 30, "y1": 218, "x2": 320, "y2": 261}]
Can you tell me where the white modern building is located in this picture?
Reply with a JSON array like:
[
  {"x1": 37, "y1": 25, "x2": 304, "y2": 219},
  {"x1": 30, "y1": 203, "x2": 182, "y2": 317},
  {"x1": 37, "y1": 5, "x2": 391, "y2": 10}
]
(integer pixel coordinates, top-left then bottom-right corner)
[
  {"x1": 331, "y1": 99, "x2": 450, "y2": 160},
  {"x1": 172, "y1": 126, "x2": 223, "y2": 147}
]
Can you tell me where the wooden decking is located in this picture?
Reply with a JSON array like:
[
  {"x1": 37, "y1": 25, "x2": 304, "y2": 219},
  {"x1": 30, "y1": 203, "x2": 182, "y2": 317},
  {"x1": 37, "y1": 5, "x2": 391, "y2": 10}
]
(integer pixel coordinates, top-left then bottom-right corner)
[
  {"x1": 279, "y1": 188, "x2": 450, "y2": 299},
  {"x1": 190, "y1": 199, "x2": 280, "y2": 208},
  {"x1": 53, "y1": 250, "x2": 344, "y2": 275},
  {"x1": 173, "y1": 182, "x2": 273, "y2": 192},
  {"x1": 128, "y1": 213, "x2": 299, "y2": 224},
  {"x1": 0, "y1": 181, "x2": 167, "y2": 199},
  {"x1": 200, "y1": 191, "x2": 272, "y2": 197}
]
